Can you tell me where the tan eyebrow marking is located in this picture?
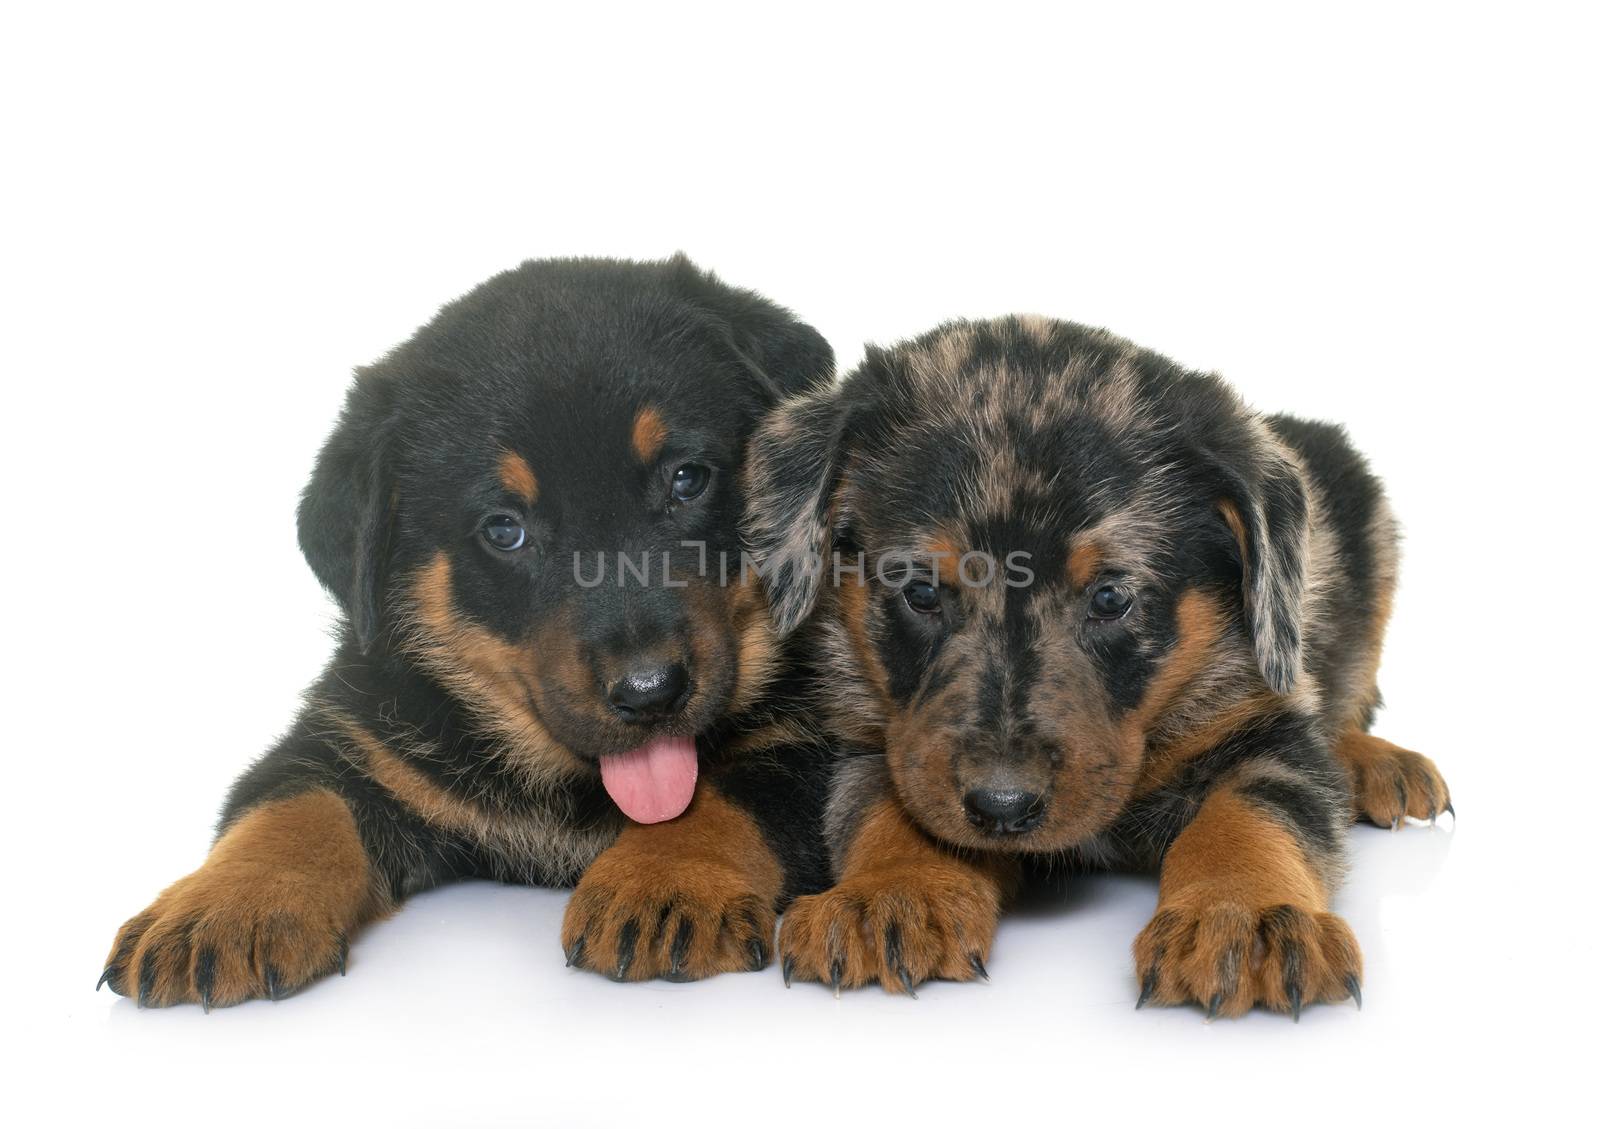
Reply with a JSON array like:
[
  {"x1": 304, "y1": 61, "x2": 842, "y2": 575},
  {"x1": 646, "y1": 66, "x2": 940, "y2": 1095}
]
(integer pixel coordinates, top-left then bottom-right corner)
[
  {"x1": 631, "y1": 406, "x2": 668, "y2": 463},
  {"x1": 1067, "y1": 541, "x2": 1103, "y2": 589},
  {"x1": 498, "y1": 451, "x2": 539, "y2": 504},
  {"x1": 924, "y1": 533, "x2": 963, "y2": 561}
]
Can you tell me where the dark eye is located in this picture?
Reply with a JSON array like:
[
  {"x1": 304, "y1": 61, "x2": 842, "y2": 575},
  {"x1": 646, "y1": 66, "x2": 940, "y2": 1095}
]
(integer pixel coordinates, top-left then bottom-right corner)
[
  {"x1": 1089, "y1": 582, "x2": 1133, "y2": 619},
  {"x1": 670, "y1": 463, "x2": 710, "y2": 503},
  {"x1": 903, "y1": 579, "x2": 942, "y2": 614},
  {"x1": 482, "y1": 514, "x2": 527, "y2": 551}
]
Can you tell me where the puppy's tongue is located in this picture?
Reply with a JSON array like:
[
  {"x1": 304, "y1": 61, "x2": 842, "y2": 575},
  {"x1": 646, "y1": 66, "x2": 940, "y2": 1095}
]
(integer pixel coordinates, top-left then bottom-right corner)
[{"x1": 599, "y1": 736, "x2": 699, "y2": 824}]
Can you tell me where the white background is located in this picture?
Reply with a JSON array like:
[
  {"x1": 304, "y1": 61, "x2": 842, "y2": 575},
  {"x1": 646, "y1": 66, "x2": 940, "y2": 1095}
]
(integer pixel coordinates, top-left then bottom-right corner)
[{"x1": 5, "y1": 2, "x2": 1596, "y2": 1125}]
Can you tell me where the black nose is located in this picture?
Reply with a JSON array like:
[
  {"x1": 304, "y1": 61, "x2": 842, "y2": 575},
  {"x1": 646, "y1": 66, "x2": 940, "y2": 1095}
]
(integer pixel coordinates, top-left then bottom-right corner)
[
  {"x1": 608, "y1": 663, "x2": 689, "y2": 722},
  {"x1": 962, "y1": 788, "x2": 1045, "y2": 835}
]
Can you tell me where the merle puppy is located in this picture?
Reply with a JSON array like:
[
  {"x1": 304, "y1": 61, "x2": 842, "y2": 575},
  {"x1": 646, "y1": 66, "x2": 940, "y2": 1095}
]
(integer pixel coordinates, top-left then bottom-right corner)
[
  {"x1": 101, "y1": 255, "x2": 834, "y2": 1007},
  {"x1": 745, "y1": 316, "x2": 1450, "y2": 1017}
]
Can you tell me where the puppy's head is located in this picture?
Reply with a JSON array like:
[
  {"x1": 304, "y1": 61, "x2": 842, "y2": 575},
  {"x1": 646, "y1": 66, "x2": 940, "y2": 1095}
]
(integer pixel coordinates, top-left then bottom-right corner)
[
  {"x1": 299, "y1": 255, "x2": 832, "y2": 818},
  {"x1": 746, "y1": 316, "x2": 1307, "y2": 851}
]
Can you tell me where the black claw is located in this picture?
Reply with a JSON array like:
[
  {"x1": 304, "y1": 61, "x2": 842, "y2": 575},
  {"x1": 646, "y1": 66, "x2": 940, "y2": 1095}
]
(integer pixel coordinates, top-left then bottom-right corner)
[
  {"x1": 1206, "y1": 992, "x2": 1223, "y2": 1020},
  {"x1": 969, "y1": 953, "x2": 989, "y2": 982},
  {"x1": 782, "y1": 955, "x2": 795, "y2": 988},
  {"x1": 265, "y1": 966, "x2": 283, "y2": 1002},
  {"x1": 336, "y1": 933, "x2": 350, "y2": 976},
  {"x1": 747, "y1": 937, "x2": 767, "y2": 972},
  {"x1": 564, "y1": 935, "x2": 587, "y2": 969},
  {"x1": 1345, "y1": 974, "x2": 1363, "y2": 1010},
  {"x1": 897, "y1": 967, "x2": 918, "y2": 998},
  {"x1": 96, "y1": 966, "x2": 114, "y2": 993},
  {"x1": 195, "y1": 948, "x2": 216, "y2": 1014},
  {"x1": 1443, "y1": 801, "x2": 1455, "y2": 820},
  {"x1": 829, "y1": 958, "x2": 843, "y2": 997},
  {"x1": 668, "y1": 918, "x2": 693, "y2": 978},
  {"x1": 1136, "y1": 970, "x2": 1158, "y2": 1009},
  {"x1": 1273, "y1": 926, "x2": 1307, "y2": 1024},
  {"x1": 883, "y1": 922, "x2": 902, "y2": 969},
  {"x1": 615, "y1": 919, "x2": 640, "y2": 981}
]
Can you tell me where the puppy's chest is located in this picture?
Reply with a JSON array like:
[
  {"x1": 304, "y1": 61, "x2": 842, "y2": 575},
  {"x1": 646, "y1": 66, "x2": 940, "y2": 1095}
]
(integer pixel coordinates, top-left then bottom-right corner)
[
  {"x1": 458, "y1": 797, "x2": 623, "y2": 887},
  {"x1": 408, "y1": 762, "x2": 624, "y2": 887},
  {"x1": 1061, "y1": 797, "x2": 1193, "y2": 871},
  {"x1": 337, "y1": 714, "x2": 623, "y2": 887}
]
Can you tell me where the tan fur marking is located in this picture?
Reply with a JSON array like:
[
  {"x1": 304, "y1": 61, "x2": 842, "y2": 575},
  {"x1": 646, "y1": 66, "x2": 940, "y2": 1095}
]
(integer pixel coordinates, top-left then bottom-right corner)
[
  {"x1": 841, "y1": 799, "x2": 1015, "y2": 887},
  {"x1": 402, "y1": 553, "x2": 581, "y2": 789},
  {"x1": 326, "y1": 711, "x2": 618, "y2": 882},
  {"x1": 1135, "y1": 692, "x2": 1278, "y2": 797},
  {"x1": 632, "y1": 787, "x2": 781, "y2": 894},
  {"x1": 836, "y1": 574, "x2": 891, "y2": 703},
  {"x1": 919, "y1": 527, "x2": 981, "y2": 589},
  {"x1": 1067, "y1": 541, "x2": 1103, "y2": 589},
  {"x1": 1119, "y1": 589, "x2": 1286, "y2": 801},
  {"x1": 215, "y1": 790, "x2": 380, "y2": 911},
  {"x1": 840, "y1": 796, "x2": 924, "y2": 874},
  {"x1": 1127, "y1": 589, "x2": 1227, "y2": 734},
  {"x1": 730, "y1": 615, "x2": 779, "y2": 712},
  {"x1": 1159, "y1": 789, "x2": 1328, "y2": 912},
  {"x1": 498, "y1": 451, "x2": 539, "y2": 504},
  {"x1": 924, "y1": 532, "x2": 964, "y2": 575},
  {"x1": 342, "y1": 720, "x2": 520, "y2": 842},
  {"x1": 631, "y1": 406, "x2": 669, "y2": 463}
]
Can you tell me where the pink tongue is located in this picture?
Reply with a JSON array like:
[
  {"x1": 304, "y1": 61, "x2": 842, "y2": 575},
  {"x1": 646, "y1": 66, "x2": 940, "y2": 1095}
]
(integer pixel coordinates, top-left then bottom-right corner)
[{"x1": 599, "y1": 736, "x2": 699, "y2": 824}]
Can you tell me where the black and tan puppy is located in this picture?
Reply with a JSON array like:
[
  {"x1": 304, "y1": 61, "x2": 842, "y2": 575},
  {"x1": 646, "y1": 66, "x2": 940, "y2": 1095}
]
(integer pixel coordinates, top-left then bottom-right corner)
[
  {"x1": 101, "y1": 255, "x2": 836, "y2": 1008},
  {"x1": 746, "y1": 316, "x2": 1449, "y2": 1017}
]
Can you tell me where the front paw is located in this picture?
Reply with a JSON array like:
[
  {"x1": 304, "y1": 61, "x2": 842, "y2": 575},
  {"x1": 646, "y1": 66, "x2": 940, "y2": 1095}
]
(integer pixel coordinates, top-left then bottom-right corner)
[
  {"x1": 561, "y1": 852, "x2": 774, "y2": 982},
  {"x1": 101, "y1": 869, "x2": 352, "y2": 1009},
  {"x1": 1133, "y1": 902, "x2": 1362, "y2": 1020},
  {"x1": 777, "y1": 865, "x2": 999, "y2": 996}
]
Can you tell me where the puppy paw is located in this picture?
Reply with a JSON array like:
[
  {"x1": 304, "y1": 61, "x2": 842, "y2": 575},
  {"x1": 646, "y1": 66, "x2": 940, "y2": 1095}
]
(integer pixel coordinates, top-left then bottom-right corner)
[
  {"x1": 101, "y1": 869, "x2": 353, "y2": 1009},
  {"x1": 1133, "y1": 902, "x2": 1362, "y2": 1019},
  {"x1": 777, "y1": 864, "x2": 1001, "y2": 996},
  {"x1": 1338, "y1": 733, "x2": 1452, "y2": 828},
  {"x1": 560, "y1": 851, "x2": 775, "y2": 982}
]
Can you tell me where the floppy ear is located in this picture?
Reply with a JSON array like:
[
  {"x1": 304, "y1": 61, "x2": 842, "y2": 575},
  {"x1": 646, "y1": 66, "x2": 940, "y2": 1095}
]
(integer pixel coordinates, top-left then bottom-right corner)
[
  {"x1": 1214, "y1": 433, "x2": 1310, "y2": 696},
  {"x1": 667, "y1": 253, "x2": 834, "y2": 400},
  {"x1": 742, "y1": 384, "x2": 855, "y2": 636},
  {"x1": 297, "y1": 372, "x2": 400, "y2": 651}
]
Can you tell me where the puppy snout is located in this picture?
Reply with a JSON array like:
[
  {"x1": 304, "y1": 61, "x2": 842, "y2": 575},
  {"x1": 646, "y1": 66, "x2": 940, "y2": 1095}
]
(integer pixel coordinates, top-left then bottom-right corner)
[
  {"x1": 607, "y1": 662, "x2": 690, "y2": 722},
  {"x1": 962, "y1": 787, "x2": 1046, "y2": 836}
]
